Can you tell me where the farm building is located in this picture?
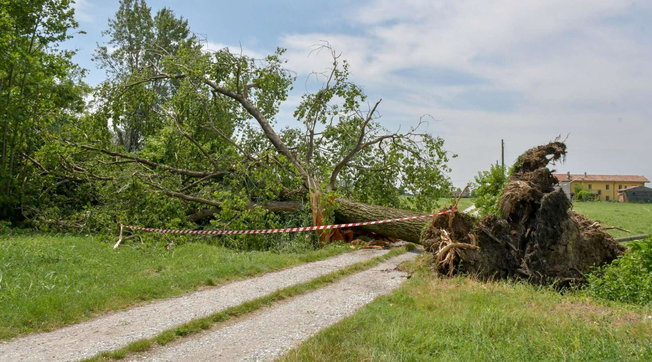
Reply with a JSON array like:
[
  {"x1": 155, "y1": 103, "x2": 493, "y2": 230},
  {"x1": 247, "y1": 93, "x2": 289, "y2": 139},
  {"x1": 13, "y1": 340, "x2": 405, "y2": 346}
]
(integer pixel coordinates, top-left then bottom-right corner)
[
  {"x1": 618, "y1": 186, "x2": 652, "y2": 203},
  {"x1": 554, "y1": 173, "x2": 649, "y2": 201}
]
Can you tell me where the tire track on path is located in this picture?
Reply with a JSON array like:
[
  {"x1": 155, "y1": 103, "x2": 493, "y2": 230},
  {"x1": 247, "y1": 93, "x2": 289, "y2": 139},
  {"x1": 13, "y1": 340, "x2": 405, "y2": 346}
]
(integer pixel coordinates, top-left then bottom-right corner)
[
  {"x1": 129, "y1": 251, "x2": 417, "y2": 362},
  {"x1": 0, "y1": 249, "x2": 388, "y2": 361}
]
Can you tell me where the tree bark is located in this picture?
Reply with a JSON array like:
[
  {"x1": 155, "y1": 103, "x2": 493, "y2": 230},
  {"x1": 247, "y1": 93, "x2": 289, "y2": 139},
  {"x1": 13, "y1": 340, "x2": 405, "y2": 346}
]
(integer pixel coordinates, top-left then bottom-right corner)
[
  {"x1": 185, "y1": 196, "x2": 428, "y2": 243},
  {"x1": 333, "y1": 198, "x2": 427, "y2": 243}
]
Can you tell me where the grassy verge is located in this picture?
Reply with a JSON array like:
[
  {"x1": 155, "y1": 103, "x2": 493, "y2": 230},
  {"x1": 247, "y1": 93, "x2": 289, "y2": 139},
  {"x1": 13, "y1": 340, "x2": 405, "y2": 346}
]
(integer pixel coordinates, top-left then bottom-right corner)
[
  {"x1": 281, "y1": 255, "x2": 652, "y2": 361},
  {"x1": 0, "y1": 233, "x2": 350, "y2": 340},
  {"x1": 87, "y1": 246, "x2": 413, "y2": 361},
  {"x1": 451, "y1": 197, "x2": 475, "y2": 211},
  {"x1": 572, "y1": 201, "x2": 652, "y2": 238}
]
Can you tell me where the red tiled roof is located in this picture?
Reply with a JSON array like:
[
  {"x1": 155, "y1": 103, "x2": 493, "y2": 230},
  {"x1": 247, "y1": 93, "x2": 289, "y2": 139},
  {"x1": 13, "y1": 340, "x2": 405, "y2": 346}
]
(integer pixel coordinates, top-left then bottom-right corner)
[{"x1": 553, "y1": 174, "x2": 650, "y2": 183}]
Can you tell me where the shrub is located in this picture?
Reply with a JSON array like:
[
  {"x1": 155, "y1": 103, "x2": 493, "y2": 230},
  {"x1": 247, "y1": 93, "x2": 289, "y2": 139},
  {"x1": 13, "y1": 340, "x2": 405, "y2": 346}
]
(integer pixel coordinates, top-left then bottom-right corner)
[
  {"x1": 473, "y1": 163, "x2": 507, "y2": 216},
  {"x1": 585, "y1": 238, "x2": 652, "y2": 305},
  {"x1": 573, "y1": 185, "x2": 596, "y2": 201}
]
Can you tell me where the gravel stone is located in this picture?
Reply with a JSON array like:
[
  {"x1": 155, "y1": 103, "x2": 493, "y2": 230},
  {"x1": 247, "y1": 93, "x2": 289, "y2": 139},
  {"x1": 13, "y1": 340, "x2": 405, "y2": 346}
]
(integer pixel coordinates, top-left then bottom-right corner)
[
  {"x1": 130, "y1": 251, "x2": 417, "y2": 362},
  {"x1": 0, "y1": 249, "x2": 388, "y2": 361}
]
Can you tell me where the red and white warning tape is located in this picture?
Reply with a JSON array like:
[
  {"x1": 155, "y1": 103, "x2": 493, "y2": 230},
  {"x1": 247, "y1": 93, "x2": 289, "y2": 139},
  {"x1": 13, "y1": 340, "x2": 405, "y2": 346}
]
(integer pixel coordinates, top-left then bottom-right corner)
[{"x1": 121, "y1": 209, "x2": 456, "y2": 235}]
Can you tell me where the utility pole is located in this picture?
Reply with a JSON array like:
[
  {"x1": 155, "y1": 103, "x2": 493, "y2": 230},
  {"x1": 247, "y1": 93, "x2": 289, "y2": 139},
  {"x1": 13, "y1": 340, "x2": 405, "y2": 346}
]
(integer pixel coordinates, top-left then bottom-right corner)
[{"x1": 501, "y1": 139, "x2": 505, "y2": 170}]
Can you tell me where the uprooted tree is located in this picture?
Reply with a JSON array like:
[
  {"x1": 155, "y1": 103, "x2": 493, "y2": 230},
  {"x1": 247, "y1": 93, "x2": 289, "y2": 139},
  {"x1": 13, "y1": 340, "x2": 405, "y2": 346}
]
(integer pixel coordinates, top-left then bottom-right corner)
[
  {"x1": 26, "y1": 0, "x2": 453, "y2": 246},
  {"x1": 331, "y1": 142, "x2": 626, "y2": 285},
  {"x1": 424, "y1": 142, "x2": 624, "y2": 285}
]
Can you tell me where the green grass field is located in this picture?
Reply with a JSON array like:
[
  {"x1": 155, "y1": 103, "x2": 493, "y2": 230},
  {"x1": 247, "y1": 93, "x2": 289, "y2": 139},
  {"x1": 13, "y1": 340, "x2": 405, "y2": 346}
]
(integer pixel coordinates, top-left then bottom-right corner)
[
  {"x1": 438, "y1": 198, "x2": 651, "y2": 239},
  {"x1": 0, "y1": 233, "x2": 349, "y2": 340},
  {"x1": 282, "y1": 256, "x2": 652, "y2": 361},
  {"x1": 572, "y1": 201, "x2": 652, "y2": 238}
]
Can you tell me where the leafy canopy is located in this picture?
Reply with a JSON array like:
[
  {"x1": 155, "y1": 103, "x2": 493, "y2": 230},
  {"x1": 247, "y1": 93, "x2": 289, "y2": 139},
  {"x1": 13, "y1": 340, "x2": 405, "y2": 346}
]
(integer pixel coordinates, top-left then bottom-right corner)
[
  {"x1": 15, "y1": 0, "x2": 454, "y2": 250},
  {"x1": 0, "y1": 0, "x2": 86, "y2": 222},
  {"x1": 473, "y1": 163, "x2": 507, "y2": 216}
]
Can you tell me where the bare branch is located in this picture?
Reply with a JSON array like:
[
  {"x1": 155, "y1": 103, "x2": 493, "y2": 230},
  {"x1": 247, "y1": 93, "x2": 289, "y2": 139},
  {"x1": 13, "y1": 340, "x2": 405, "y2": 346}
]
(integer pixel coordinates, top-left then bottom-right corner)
[
  {"x1": 200, "y1": 76, "x2": 314, "y2": 189},
  {"x1": 140, "y1": 177, "x2": 303, "y2": 220},
  {"x1": 178, "y1": 173, "x2": 215, "y2": 193},
  {"x1": 21, "y1": 152, "x2": 48, "y2": 174},
  {"x1": 141, "y1": 177, "x2": 223, "y2": 207},
  {"x1": 116, "y1": 73, "x2": 186, "y2": 99},
  {"x1": 304, "y1": 56, "x2": 338, "y2": 164},
  {"x1": 171, "y1": 113, "x2": 222, "y2": 171},
  {"x1": 24, "y1": 151, "x2": 113, "y2": 181},
  {"x1": 75, "y1": 143, "x2": 228, "y2": 179},
  {"x1": 326, "y1": 99, "x2": 383, "y2": 191}
]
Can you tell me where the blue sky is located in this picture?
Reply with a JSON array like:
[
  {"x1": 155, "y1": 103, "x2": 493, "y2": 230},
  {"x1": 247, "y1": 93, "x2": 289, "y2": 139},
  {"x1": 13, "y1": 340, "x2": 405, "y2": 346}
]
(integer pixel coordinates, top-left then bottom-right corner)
[{"x1": 69, "y1": 0, "x2": 652, "y2": 187}]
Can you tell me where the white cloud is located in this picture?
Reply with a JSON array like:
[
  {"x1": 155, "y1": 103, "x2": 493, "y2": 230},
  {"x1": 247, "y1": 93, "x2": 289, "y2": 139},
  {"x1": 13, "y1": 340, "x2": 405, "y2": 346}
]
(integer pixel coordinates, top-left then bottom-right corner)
[
  {"x1": 271, "y1": 0, "x2": 652, "y2": 185},
  {"x1": 202, "y1": 41, "x2": 266, "y2": 59},
  {"x1": 73, "y1": 0, "x2": 93, "y2": 22}
]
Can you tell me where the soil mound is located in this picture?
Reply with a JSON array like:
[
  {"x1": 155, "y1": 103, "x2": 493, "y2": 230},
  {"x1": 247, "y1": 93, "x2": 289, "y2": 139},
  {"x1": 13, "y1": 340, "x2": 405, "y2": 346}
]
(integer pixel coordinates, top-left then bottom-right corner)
[{"x1": 421, "y1": 142, "x2": 625, "y2": 285}]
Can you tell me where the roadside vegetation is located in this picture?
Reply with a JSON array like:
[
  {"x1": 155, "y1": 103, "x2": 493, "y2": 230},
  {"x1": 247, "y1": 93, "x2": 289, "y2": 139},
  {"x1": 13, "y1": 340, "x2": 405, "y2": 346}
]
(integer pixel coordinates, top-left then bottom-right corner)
[
  {"x1": 0, "y1": 233, "x2": 349, "y2": 340},
  {"x1": 586, "y1": 237, "x2": 652, "y2": 305},
  {"x1": 281, "y1": 255, "x2": 652, "y2": 361}
]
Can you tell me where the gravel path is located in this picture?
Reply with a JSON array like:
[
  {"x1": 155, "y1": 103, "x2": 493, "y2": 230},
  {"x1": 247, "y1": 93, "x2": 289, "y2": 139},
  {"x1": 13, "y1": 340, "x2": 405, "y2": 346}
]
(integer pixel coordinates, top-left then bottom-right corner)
[
  {"x1": 129, "y1": 251, "x2": 417, "y2": 362},
  {"x1": 0, "y1": 249, "x2": 388, "y2": 361}
]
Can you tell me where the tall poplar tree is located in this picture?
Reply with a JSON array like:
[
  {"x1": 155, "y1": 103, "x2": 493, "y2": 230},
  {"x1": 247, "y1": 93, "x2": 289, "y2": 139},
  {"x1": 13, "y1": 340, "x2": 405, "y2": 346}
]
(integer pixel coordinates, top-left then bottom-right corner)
[{"x1": 93, "y1": 0, "x2": 197, "y2": 151}]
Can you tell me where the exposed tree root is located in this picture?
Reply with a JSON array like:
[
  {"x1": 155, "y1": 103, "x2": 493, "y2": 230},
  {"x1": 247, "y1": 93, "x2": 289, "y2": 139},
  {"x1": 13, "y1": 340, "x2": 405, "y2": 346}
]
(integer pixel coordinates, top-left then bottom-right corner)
[{"x1": 421, "y1": 142, "x2": 625, "y2": 285}]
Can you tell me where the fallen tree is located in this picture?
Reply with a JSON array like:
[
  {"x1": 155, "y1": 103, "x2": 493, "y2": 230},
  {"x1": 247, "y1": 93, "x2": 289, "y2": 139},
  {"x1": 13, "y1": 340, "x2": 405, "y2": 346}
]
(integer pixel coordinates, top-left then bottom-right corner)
[
  {"x1": 333, "y1": 198, "x2": 428, "y2": 243},
  {"x1": 173, "y1": 141, "x2": 624, "y2": 287},
  {"x1": 419, "y1": 142, "x2": 625, "y2": 285},
  {"x1": 44, "y1": 40, "x2": 453, "y2": 240},
  {"x1": 38, "y1": 6, "x2": 622, "y2": 284},
  {"x1": 331, "y1": 142, "x2": 626, "y2": 286}
]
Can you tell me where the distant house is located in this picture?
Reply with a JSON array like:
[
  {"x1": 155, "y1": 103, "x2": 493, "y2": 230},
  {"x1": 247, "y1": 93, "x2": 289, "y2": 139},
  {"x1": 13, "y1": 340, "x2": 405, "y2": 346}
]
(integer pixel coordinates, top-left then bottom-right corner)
[
  {"x1": 553, "y1": 173, "x2": 649, "y2": 201},
  {"x1": 618, "y1": 186, "x2": 652, "y2": 203}
]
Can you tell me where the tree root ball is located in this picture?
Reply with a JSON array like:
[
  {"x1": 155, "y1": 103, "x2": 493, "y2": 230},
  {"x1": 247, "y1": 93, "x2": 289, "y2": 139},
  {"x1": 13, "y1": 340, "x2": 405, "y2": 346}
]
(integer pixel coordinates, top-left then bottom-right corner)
[{"x1": 421, "y1": 142, "x2": 626, "y2": 285}]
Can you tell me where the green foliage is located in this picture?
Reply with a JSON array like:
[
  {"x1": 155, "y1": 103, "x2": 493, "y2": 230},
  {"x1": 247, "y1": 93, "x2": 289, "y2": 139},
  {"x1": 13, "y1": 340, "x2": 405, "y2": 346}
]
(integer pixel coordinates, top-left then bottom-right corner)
[
  {"x1": 585, "y1": 238, "x2": 652, "y2": 305},
  {"x1": 8, "y1": 0, "x2": 454, "y2": 248},
  {"x1": 473, "y1": 163, "x2": 507, "y2": 216},
  {"x1": 574, "y1": 185, "x2": 596, "y2": 201},
  {"x1": 0, "y1": 0, "x2": 86, "y2": 222},
  {"x1": 93, "y1": 0, "x2": 199, "y2": 152}
]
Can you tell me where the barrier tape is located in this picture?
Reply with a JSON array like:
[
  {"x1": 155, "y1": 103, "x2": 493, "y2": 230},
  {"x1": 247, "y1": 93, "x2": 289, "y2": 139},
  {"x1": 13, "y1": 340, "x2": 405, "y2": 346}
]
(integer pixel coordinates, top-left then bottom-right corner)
[{"x1": 120, "y1": 209, "x2": 456, "y2": 236}]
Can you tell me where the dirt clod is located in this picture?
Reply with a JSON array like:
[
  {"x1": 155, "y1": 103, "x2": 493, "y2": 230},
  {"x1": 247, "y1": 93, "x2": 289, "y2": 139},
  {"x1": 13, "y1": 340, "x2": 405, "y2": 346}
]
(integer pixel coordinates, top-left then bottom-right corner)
[{"x1": 421, "y1": 142, "x2": 626, "y2": 285}]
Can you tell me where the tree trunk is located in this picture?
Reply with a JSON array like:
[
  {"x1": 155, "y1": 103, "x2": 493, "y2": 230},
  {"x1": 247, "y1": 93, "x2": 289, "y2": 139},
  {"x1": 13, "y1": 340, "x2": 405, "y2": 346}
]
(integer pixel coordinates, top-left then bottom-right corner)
[
  {"x1": 185, "y1": 196, "x2": 429, "y2": 243},
  {"x1": 333, "y1": 198, "x2": 427, "y2": 243}
]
